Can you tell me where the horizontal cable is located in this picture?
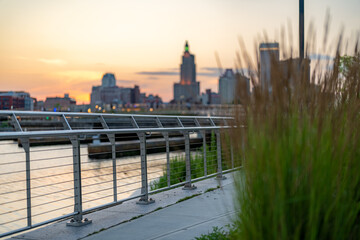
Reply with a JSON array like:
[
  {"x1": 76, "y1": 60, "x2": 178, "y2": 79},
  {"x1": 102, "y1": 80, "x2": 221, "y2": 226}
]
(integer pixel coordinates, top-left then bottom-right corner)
[
  {"x1": 32, "y1": 187, "x2": 74, "y2": 199},
  {"x1": 117, "y1": 186, "x2": 141, "y2": 194},
  {"x1": 82, "y1": 186, "x2": 114, "y2": 196},
  {"x1": 32, "y1": 195, "x2": 74, "y2": 208},
  {"x1": 0, "y1": 216, "x2": 27, "y2": 226},
  {"x1": 31, "y1": 179, "x2": 74, "y2": 191},
  {"x1": 83, "y1": 194, "x2": 114, "y2": 204},
  {"x1": 32, "y1": 204, "x2": 73, "y2": 218},
  {"x1": 147, "y1": 169, "x2": 165, "y2": 175},
  {"x1": 31, "y1": 163, "x2": 74, "y2": 171},
  {"x1": 82, "y1": 179, "x2": 113, "y2": 188},
  {"x1": 0, "y1": 206, "x2": 27, "y2": 216},
  {"x1": 117, "y1": 181, "x2": 140, "y2": 188},
  {"x1": 116, "y1": 174, "x2": 139, "y2": 181}
]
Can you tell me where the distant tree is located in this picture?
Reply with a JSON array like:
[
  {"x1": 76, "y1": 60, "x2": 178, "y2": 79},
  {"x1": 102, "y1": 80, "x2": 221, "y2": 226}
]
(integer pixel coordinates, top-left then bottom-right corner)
[{"x1": 339, "y1": 53, "x2": 360, "y2": 77}]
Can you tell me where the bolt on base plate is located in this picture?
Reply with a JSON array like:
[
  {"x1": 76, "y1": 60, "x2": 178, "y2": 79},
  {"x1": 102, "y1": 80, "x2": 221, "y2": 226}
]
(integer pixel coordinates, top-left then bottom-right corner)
[
  {"x1": 182, "y1": 184, "x2": 197, "y2": 190},
  {"x1": 136, "y1": 198, "x2": 155, "y2": 205},
  {"x1": 216, "y1": 175, "x2": 227, "y2": 180},
  {"x1": 66, "y1": 218, "x2": 92, "y2": 227}
]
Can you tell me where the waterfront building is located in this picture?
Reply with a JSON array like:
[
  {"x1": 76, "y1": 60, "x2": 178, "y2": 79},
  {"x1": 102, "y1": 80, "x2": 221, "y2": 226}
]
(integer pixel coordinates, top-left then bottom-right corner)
[
  {"x1": 44, "y1": 93, "x2": 76, "y2": 111},
  {"x1": 235, "y1": 72, "x2": 251, "y2": 104},
  {"x1": 90, "y1": 73, "x2": 149, "y2": 109},
  {"x1": 173, "y1": 41, "x2": 200, "y2": 103},
  {"x1": 0, "y1": 91, "x2": 35, "y2": 110},
  {"x1": 101, "y1": 73, "x2": 116, "y2": 87},
  {"x1": 219, "y1": 69, "x2": 236, "y2": 104},
  {"x1": 91, "y1": 73, "x2": 121, "y2": 106},
  {"x1": 201, "y1": 89, "x2": 220, "y2": 105},
  {"x1": 218, "y1": 69, "x2": 251, "y2": 104}
]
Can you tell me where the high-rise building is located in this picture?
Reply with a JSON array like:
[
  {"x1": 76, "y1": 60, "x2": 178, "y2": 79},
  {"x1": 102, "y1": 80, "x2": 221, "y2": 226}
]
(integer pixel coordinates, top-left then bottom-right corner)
[
  {"x1": 101, "y1": 73, "x2": 116, "y2": 87},
  {"x1": 259, "y1": 43, "x2": 310, "y2": 93},
  {"x1": 219, "y1": 69, "x2": 236, "y2": 104},
  {"x1": 219, "y1": 69, "x2": 251, "y2": 104},
  {"x1": 235, "y1": 72, "x2": 251, "y2": 104},
  {"x1": 260, "y1": 42, "x2": 280, "y2": 92},
  {"x1": 173, "y1": 41, "x2": 200, "y2": 102},
  {"x1": 131, "y1": 85, "x2": 141, "y2": 104},
  {"x1": 90, "y1": 73, "x2": 144, "y2": 107}
]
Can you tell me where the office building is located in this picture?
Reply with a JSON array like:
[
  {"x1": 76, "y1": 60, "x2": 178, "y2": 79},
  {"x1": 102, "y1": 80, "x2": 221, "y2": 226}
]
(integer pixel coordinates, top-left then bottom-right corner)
[
  {"x1": 259, "y1": 42, "x2": 310, "y2": 92},
  {"x1": 101, "y1": 73, "x2": 116, "y2": 87},
  {"x1": 91, "y1": 73, "x2": 145, "y2": 107},
  {"x1": 0, "y1": 91, "x2": 34, "y2": 110},
  {"x1": 44, "y1": 93, "x2": 76, "y2": 111},
  {"x1": 219, "y1": 69, "x2": 236, "y2": 104},
  {"x1": 260, "y1": 42, "x2": 280, "y2": 92},
  {"x1": 173, "y1": 41, "x2": 200, "y2": 102}
]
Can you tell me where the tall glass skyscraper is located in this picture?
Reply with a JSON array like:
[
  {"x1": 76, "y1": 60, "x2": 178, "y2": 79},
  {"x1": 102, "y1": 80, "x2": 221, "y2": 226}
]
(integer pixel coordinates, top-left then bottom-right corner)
[
  {"x1": 260, "y1": 42, "x2": 279, "y2": 93},
  {"x1": 173, "y1": 41, "x2": 200, "y2": 102}
]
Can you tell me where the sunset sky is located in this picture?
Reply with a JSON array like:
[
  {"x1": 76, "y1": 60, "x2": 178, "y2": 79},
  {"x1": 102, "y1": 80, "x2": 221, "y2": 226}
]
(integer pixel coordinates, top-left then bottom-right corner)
[{"x1": 0, "y1": 0, "x2": 359, "y2": 103}]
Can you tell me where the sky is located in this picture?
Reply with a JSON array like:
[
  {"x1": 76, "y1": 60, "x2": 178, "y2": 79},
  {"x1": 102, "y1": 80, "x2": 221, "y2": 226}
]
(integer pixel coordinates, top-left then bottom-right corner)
[{"x1": 0, "y1": 0, "x2": 359, "y2": 103}]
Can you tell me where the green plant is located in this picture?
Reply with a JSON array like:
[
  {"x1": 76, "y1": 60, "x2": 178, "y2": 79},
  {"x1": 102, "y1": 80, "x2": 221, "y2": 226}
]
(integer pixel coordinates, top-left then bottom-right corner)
[
  {"x1": 229, "y1": 32, "x2": 360, "y2": 239},
  {"x1": 194, "y1": 226, "x2": 229, "y2": 240},
  {"x1": 176, "y1": 193, "x2": 201, "y2": 203},
  {"x1": 204, "y1": 186, "x2": 220, "y2": 193},
  {"x1": 150, "y1": 133, "x2": 222, "y2": 190}
]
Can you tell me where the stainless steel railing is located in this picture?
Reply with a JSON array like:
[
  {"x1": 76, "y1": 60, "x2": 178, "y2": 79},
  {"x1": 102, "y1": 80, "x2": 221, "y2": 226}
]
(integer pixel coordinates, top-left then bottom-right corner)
[{"x1": 0, "y1": 111, "x2": 238, "y2": 238}]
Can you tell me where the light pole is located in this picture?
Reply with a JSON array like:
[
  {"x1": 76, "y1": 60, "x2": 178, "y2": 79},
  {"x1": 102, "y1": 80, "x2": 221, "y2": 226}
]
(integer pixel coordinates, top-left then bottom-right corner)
[{"x1": 299, "y1": 0, "x2": 304, "y2": 61}]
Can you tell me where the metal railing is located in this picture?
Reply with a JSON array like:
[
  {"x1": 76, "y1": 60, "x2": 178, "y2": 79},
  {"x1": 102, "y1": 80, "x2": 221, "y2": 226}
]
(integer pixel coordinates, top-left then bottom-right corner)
[{"x1": 0, "y1": 111, "x2": 239, "y2": 238}]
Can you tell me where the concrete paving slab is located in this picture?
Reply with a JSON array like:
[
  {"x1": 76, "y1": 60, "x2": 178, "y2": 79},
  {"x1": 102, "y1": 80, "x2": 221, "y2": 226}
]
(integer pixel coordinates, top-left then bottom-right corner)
[
  {"x1": 84, "y1": 182, "x2": 236, "y2": 240},
  {"x1": 9, "y1": 172, "x2": 238, "y2": 240}
]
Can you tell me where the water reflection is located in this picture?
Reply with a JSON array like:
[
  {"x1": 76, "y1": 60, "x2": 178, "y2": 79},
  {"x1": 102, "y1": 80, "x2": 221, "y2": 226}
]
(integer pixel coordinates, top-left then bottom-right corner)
[{"x1": 0, "y1": 140, "x2": 178, "y2": 234}]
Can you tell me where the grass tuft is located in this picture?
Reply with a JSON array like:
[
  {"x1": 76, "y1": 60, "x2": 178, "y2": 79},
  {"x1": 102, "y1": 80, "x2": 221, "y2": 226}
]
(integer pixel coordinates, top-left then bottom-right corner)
[{"x1": 229, "y1": 29, "x2": 360, "y2": 239}]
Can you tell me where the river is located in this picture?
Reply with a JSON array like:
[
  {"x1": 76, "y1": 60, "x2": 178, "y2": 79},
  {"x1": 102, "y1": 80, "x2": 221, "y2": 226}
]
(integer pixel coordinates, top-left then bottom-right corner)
[{"x1": 0, "y1": 140, "x2": 179, "y2": 235}]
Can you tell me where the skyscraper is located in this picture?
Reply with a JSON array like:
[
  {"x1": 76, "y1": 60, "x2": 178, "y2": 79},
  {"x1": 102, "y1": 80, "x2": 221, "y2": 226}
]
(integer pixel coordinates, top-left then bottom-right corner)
[
  {"x1": 259, "y1": 42, "x2": 279, "y2": 92},
  {"x1": 219, "y1": 69, "x2": 236, "y2": 104},
  {"x1": 219, "y1": 69, "x2": 250, "y2": 104},
  {"x1": 259, "y1": 42, "x2": 310, "y2": 93},
  {"x1": 173, "y1": 41, "x2": 200, "y2": 102}
]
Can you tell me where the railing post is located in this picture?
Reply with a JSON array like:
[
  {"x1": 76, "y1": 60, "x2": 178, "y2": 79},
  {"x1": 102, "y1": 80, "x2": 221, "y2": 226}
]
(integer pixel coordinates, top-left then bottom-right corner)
[
  {"x1": 155, "y1": 117, "x2": 171, "y2": 187},
  {"x1": 98, "y1": 116, "x2": 118, "y2": 202},
  {"x1": 164, "y1": 133, "x2": 171, "y2": 187},
  {"x1": 230, "y1": 143, "x2": 234, "y2": 169},
  {"x1": 67, "y1": 136, "x2": 92, "y2": 226},
  {"x1": 202, "y1": 130, "x2": 207, "y2": 176},
  {"x1": 137, "y1": 133, "x2": 155, "y2": 204},
  {"x1": 109, "y1": 134, "x2": 117, "y2": 202},
  {"x1": 21, "y1": 138, "x2": 32, "y2": 227},
  {"x1": 183, "y1": 131, "x2": 196, "y2": 190},
  {"x1": 215, "y1": 130, "x2": 226, "y2": 180}
]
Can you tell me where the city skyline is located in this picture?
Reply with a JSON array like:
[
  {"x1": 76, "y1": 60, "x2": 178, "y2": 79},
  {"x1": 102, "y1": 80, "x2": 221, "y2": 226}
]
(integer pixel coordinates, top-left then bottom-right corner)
[{"x1": 0, "y1": 0, "x2": 359, "y2": 103}]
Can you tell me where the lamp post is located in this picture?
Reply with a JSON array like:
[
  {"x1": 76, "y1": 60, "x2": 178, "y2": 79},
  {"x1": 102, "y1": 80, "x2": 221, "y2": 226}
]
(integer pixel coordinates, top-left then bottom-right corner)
[{"x1": 299, "y1": 0, "x2": 304, "y2": 61}]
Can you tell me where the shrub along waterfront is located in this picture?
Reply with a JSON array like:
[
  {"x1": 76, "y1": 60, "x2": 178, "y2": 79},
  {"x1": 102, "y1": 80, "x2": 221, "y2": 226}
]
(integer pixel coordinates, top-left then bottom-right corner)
[
  {"x1": 227, "y1": 44, "x2": 360, "y2": 238},
  {"x1": 150, "y1": 133, "x2": 233, "y2": 190},
  {"x1": 194, "y1": 49, "x2": 360, "y2": 240}
]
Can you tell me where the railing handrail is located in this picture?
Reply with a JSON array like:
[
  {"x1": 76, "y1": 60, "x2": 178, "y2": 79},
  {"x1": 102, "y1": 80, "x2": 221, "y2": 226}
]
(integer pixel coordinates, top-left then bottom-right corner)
[
  {"x1": 0, "y1": 111, "x2": 236, "y2": 238},
  {"x1": 0, "y1": 126, "x2": 230, "y2": 139},
  {"x1": 0, "y1": 110, "x2": 233, "y2": 119}
]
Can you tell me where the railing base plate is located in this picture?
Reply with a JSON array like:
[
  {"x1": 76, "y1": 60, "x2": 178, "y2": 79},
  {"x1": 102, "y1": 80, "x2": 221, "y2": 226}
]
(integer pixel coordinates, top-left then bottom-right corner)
[
  {"x1": 136, "y1": 198, "x2": 155, "y2": 205},
  {"x1": 66, "y1": 218, "x2": 92, "y2": 227},
  {"x1": 216, "y1": 175, "x2": 227, "y2": 180},
  {"x1": 182, "y1": 184, "x2": 197, "y2": 190}
]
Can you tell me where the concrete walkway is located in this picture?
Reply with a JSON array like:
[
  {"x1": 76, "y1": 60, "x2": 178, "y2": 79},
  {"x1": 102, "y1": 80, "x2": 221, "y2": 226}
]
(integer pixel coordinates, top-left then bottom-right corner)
[
  {"x1": 10, "y1": 173, "x2": 238, "y2": 240},
  {"x1": 84, "y1": 181, "x2": 236, "y2": 240}
]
